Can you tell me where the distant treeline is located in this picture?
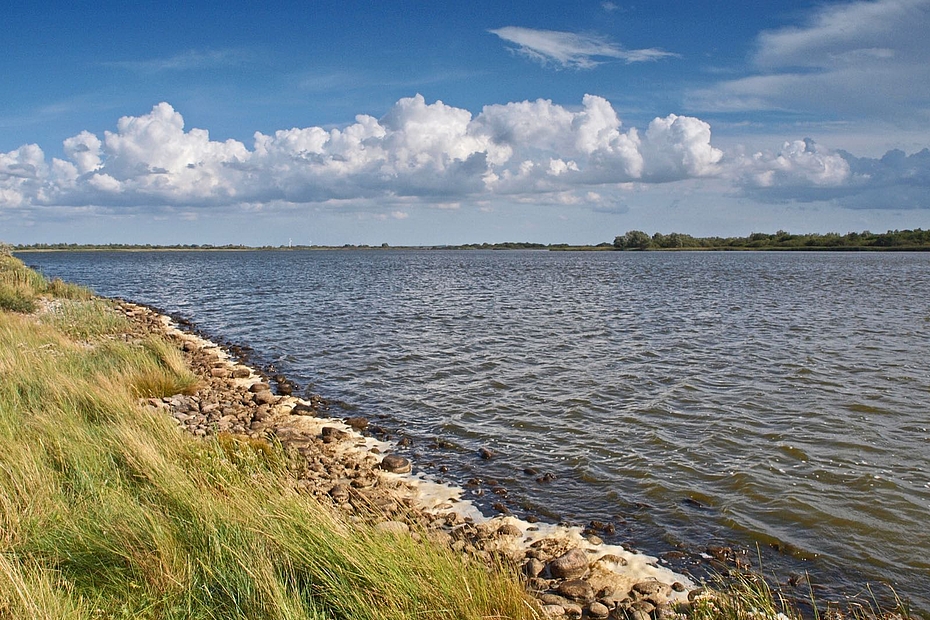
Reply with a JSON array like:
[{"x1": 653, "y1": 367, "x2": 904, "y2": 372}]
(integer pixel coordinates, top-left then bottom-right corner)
[
  {"x1": 7, "y1": 229, "x2": 930, "y2": 252},
  {"x1": 612, "y1": 229, "x2": 930, "y2": 251},
  {"x1": 11, "y1": 241, "x2": 583, "y2": 251}
]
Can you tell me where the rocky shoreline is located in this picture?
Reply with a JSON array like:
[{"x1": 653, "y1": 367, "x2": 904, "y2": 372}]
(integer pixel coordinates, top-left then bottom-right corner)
[{"x1": 118, "y1": 299, "x2": 700, "y2": 620}]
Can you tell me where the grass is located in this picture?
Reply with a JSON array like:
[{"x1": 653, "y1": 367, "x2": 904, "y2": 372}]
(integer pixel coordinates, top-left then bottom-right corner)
[
  {"x1": 687, "y1": 558, "x2": 914, "y2": 620},
  {"x1": 0, "y1": 255, "x2": 535, "y2": 620}
]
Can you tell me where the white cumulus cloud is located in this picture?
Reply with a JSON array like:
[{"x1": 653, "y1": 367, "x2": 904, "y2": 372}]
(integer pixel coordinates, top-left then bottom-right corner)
[
  {"x1": 489, "y1": 26, "x2": 677, "y2": 69},
  {"x1": 734, "y1": 138, "x2": 930, "y2": 209},
  {"x1": 3, "y1": 96, "x2": 927, "y2": 217}
]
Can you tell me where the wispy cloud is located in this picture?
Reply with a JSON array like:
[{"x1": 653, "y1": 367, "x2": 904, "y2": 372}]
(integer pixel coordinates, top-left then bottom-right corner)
[
  {"x1": 690, "y1": 0, "x2": 930, "y2": 122},
  {"x1": 103, "y1": 48, "x2": 253, "y2": 73},
  {"x1": 488, "y1": 26, "x2": 677, "y2": 69}
]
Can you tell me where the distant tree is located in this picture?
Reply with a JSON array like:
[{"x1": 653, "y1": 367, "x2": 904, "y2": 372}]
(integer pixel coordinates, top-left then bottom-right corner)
[{"x1": 625, "y1": 230, "x2": 652, "y2": 250}]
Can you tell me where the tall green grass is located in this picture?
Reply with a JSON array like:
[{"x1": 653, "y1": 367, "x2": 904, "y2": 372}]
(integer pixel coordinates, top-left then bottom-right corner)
[{"x1": 0, "y1": 263, "x2": 534, "y2": 619}]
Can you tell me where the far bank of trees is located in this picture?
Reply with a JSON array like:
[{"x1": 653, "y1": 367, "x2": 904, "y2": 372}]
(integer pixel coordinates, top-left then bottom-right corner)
[{"x1": 613, "y1": 229, "x2": 930, "y2": 250}]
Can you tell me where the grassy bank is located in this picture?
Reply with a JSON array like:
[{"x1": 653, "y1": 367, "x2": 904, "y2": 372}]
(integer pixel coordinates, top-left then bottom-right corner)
[{"x1": 0, "y1": 253, "x2": 533, "y2": 619}]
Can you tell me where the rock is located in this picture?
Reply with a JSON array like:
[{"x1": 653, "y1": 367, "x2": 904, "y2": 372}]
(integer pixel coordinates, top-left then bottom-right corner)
[
  {"x1": 249, "y1": 382, "x2": 271, "y2": 393},
  {"x1": 629, "y1": 600, "x2": 655, "y2": 615},
  {"x1": 587, "y1": 601, "x2": 610, "y2": 619},
  {"x1": 497, "y1": 523, "x2": 522, "y2": 537},
  {"x1": 321, "y1": 426, "x2": 349, "y2": 444},
  {"x1": 526, "y1": 577, "x2": 550, "y2": 592},
  {"x1": 373, "y1": 521, "x2": 409, "y2": 535},
  {"x1": 478, "y1": 447, "x2": 495, "y2": 460},
  {"x1": 539, "y1": 604, "x2": 565, "y2": 618},
  {"x1": 557, "y1": 579, "x2": 595, "y2": 602},
  {"x1": 210, "y1": 367, "x2": 229, "y2": 378},
  {"x1": 379, "y1": 454, "x2": 412, "y2": 474},
  {"x1": 563, "y1": 603, "x2": 583, "y2": 619},
  {"x1": 549, "y1": 548, "x2": 589, "y2": 580},
  {"x1": 231, "y1": 366, "x2": 251, "y2": 378},
  {"x1": 253, "y1": 391, "x2": 278, "y2": 406},
  {"x1": 539, "y1": 594, "x2": 568, "y2": 606},
  {"x1": 491, "y1": 502, "x2": 509, "y2": 514},
  {"x1": 292, "y1": 402, "x2": 316, "y2": 416},
  {"x1": 345, "y1": 416, "x2": 369, "y2": 430},
  {"x1": 524, "y1": 558, "x2": 546, "y2": 578},
  {"x1": 596, "y1": 553, "x2": 627, "y2": 567},
  {"x1": 632, "y1": 580, "x2": 672, "y2": 604},
  {"x1": 328, "y1": 484, "x2": 350, "y2": 503}
]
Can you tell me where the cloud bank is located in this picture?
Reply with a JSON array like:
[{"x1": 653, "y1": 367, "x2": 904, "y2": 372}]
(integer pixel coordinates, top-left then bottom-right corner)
[
  {"x1": 736, "y1": 138, "x2": 930, "y2": 209},
  {"x1": 489, "y1": 27, "x2": 677, "y2": 69},
  {"x1": 1, "y1": 96, "x2": 928, "y2": 216},
  {"x1": 0, "y1": 96, "x2": 722, "y2": 212}
]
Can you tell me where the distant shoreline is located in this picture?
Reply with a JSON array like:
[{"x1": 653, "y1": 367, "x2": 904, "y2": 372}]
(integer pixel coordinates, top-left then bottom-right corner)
[{"x1": 12, "y1": 244, "x2": 930, "y2": 253}]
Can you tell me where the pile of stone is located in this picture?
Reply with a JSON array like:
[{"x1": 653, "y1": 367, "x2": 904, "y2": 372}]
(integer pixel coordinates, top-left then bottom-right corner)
[{"x1": 118, "y1": 301, "x2": 695, "y2": 620}]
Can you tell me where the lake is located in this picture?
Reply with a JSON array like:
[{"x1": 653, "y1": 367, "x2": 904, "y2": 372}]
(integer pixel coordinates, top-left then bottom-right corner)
[{"x1": 23, "y1": 249, "x2": 930, "y2": 612}]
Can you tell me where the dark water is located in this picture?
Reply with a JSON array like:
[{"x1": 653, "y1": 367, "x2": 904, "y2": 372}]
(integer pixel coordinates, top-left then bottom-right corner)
[{"x1": 24, "y1": 250, "x2": 930, "y2": 612}]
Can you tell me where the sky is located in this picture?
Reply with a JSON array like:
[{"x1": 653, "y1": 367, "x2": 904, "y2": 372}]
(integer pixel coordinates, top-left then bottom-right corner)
[{"x1": 2, "y1": 0, "x2": 929, "y2": 246}]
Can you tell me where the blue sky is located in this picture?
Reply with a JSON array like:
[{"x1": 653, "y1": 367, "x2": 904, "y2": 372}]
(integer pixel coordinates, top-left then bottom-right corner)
[{"x1": 2, "y1": 0, "x2": 929, "y2": 245}]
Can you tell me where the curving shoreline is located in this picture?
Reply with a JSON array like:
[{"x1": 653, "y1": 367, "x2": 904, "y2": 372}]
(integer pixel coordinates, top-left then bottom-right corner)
[{"x1": 116, "y1": 298, "x2": 696, "y2": 618}]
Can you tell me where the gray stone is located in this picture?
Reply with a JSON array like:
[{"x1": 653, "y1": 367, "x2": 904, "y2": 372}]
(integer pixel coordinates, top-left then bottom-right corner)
[
  {"x1": 497, "y1": 523, "x2": 522, "y2": 537},
  {"x1": 249, "y1": 382, "x2": 271, "y2": 393},
  {"x1": 549, "y1": 548, "x2": 589, "y2": 580},
  {"x1": 231, "y1": 366, "x2": 251, "y2": 378}
]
